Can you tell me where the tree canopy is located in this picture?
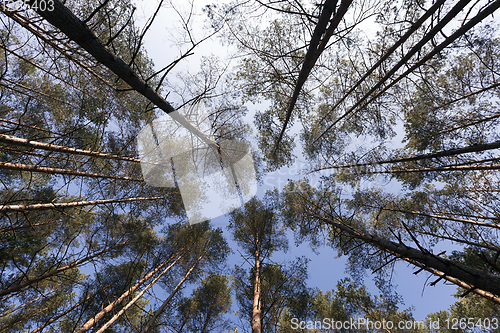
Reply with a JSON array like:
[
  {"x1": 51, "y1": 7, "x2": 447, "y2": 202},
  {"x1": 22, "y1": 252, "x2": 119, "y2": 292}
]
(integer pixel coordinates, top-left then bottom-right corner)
[{"x1": 1, "y1": 0, "x2": 500, "y2": 331}]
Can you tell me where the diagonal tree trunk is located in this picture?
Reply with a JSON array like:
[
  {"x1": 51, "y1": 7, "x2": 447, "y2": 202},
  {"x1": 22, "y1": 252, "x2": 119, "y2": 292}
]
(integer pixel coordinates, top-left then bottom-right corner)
[
  {"x1": 0, "y1": 196, "x2": 168, "y2": 212},
  {"x1": 0, "y1": 118, "x2": 59, "y2": 135},
  {"x1": 403, "y1": 258, "x2": 500, "y2": 304},
  {"x1": 0, "y1": 77, "x2": 77, "y2": 107},
  {"x1": 363, "y1": 205, "x2": 500, "y2": 229},
  {"x1": 315, "y1": 0, "x2": 446, "y2": 126},
  {"x1": 29, "y1": 281, "x2": 116, "y2": 333},
  {"x1": 26, "y1": 0, "x2": 217, "y2": 149},
  {"x1": 0, "y1": 220, "x2": 62, "y2": 234},
  {"x1": 274, "y1": 0, "x2": 339, "y2": 142},
  {"x1": 75, "y1": 253, "x2": 182, "y2": 333},
  {"x1": 314, "y1": 0, "x2": 499, "y2": 142},
  {"x1": 309, "y1": 211, "x2": 500, "y2": 300},
  {"x1": 0, "y1": 289, "x2": 57, "y2": 318},
  {"x1": 0, "y1": 134, "x2": 142, "y2": 162},
  {"x1": 141, "y1": 249, "x2": 208, "y2": 333},
  {"x1": 0, "y1": 7, "x2": 115, "y2": 89},
  {"x1": 0, "y1": 241, "x2": 128, "y2": 298},
  {"x1": 433, "y1": 82, "x2": 500, "y2": 121},
  {"x1": 0, "y1": 161, "x2": 143, "y2": 181},
  {"x1": 363, "y1": 164, "x2": 500, "y2": 174},
  {"x1": 0, "y1": 42, "x2": 83, "y2": 91},
  {"x1": 94, "y1": 254, "x2": 182, "y2": 333},
  {"x1": 441, "y1": 110, "x2": 500, "y2": 134},
  {"x1": 311, "y1": 140, "x2": 500, "y2": 172},
  {"x1": 392, "y1": 224, "x2": 499, "y2": 251}
]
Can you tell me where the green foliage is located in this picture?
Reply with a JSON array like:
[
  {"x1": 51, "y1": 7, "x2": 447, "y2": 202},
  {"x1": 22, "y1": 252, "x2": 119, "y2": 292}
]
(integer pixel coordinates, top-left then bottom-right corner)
[
  {"x1": 229, "y1": 195, "x2": 288, "y2": 258},
  {"x1": 426, "y1": 292, "x2": 500, "y2": 333},
  {"x1": 172, "y1": 274, "x2": 232, "y2": 332}
]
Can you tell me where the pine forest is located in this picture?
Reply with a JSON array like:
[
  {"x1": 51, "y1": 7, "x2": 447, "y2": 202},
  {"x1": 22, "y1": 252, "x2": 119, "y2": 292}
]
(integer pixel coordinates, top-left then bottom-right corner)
[{"x1": 0, "y1": 0, "x2": 500, "y2": 332}]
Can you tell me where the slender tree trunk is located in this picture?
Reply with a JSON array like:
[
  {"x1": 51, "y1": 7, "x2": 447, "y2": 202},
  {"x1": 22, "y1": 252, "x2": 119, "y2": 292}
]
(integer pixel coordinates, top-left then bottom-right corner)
[
  {"x1": 423, "y1": 210, "x2": 499, "y2": 221},
  {"x1": 141, "y1": 249, "x2": 208, "y2": 333},
  {"x1": 0, "y1": 306, "x2": 48, "y2": 333},
  {"x1": 0, "y1": 117, "x2": 58, "y2": 134},
  {"x1": 251, "y1": 235, "x2": 262, "y2": 333},
  {"x1": 0, "y1": 8, "x2": 114, "y2": 88},
  {"x1": 392, "y1": 225, "x2": 499, "y2": 251},
  {"x1": 27, "y1": 0, "x2": 217, "y2": 148},
  {"x1": 0, "y1": 134, "x2": 141, "y2": 163},
  {"x1": 29, "y1": 281, "x2": 116, "y2": 333},
  {"x1": 0, "y1": 42, "x2": 83, "y2": 91},
  {"x1": 94, "y1": 255, "x2": 182, "y2": 333},
  {"x1": 275, "y1": 0, "x2": 348, "y2": 149},
  {"x1": 0, "y1": 145, "x2": 81, "y2": 164},
  {"x1": 370, "y1": 164, "x2": 500, "y2": 174},
  {"x1": 75, "y1": 253, "x2": 181, "y2": 333},
  {"x1": 0, "y1": 241, "x2": 127, "y2": 298},
  {"x1": 312, "y1": 140, "x2": 500, "y2": 172},
  {"x1": 200, "y1": 308, "x2": 213, "y2": 333},
  {"x1": 316, "y1": 0, "x2": 445, "y2": 126},
  {"x1": 0, "y1": 220, "x2": 62, "y2": 234},
  {"x1": 315, "y1": 0, "x2": 500, "y2": 142},
  {"x1": 176, "y1": 311, "x2": 191, "y2": 333},
  {"x1": 310, "y1": 212, "x2": 500, "y2": 297},
  {"x1": 0, "y1": 161, "x2": 142, "y2": 181},
  {"x1": 366, "y1": 205, "x2": 500, "y2": 229},
  {"x1": 0, "y1": 289, "x2": 56, "y2": 318},
  {"x1": 441, "y1": 108, "x2": 500, "y2": 134},
  {"x1": 1, "y1": 77, "x2": 76, "y2": 106},
  {"x1": 0, "y1": 196, "x2": 168, "y2": 212}
]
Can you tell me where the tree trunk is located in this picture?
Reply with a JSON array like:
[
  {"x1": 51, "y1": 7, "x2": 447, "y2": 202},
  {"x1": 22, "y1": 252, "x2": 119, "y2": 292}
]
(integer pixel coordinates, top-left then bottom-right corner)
[
  {"x1": 29, "y1": 281, "x2": 116, "y2": 333},
  {"x1": 0, "y1": 196, "x2": 168, "y2": 212},
  {"x1": 0, "y1": 220, "x2": 62, "y2": 234},
  {"x1": 0, "y1": 241, "x2": 127, "y2": 298},
  {"x1": 94, "y1": 255, "x2": 182, "y2": 333},
  {"x1": 75, "y1": 253, "x2": 181, "y2": 333},
  {"x1": 364, "y1": 163, "x2": 500, "y2": 174},
  {"x1": 312, "y1": 140, "x2": 500, "y2": 172},
  {"x1": 392, "y1": 225, "x2": 499, "y2": 251},
  {"x1": 0, "y1": 289, "x2": 56, "y2": 318},
  {"x1": 27, "y1": 0, "x2": 217, "y2": 149},
  {"x1": 351, "y1": 0, "x2": 500, "y2": 126},
  {"x1": 141, "y1": 249, "x2": 208, "y2": 333},
  {"x1": 0, "y1": 8, "x2": 114, "y2": 89},
  {"x1": 317, "y1": 0, "x2": 445, "y2": 126},
  {"x1": 0, "y1": 117, "x2": 58, "y2": 134},
  {"x1": 315, "y1": 0, "x2": 500, "y2": 142},
  {"x1": 0, "y1": 43, "x2": 83, "y2": 92},
  {"x1": 0, "y1": 161, "x2": 142, "y2": 181},
  {"x1": 311, "y1": 212, "x2": 500, "y2": 298},
  {"x1": 403, "y1": 258, "x2": 500, "y2": 304},
  {"x1": 200, "y1": 310, "x2": 212, "y2": 333},
  {"x1": 0, "y1": 306, "x2": 48, "y2": 333},
  {"x1": 1, "y1": 77, "x2": 76, "y2": 106},
  {"x1": 251, "y1": 236, "x2": 262, "y2": 333},
  {"x1": 275, "y1": 0, "x2": 347, "y2": 149},
  {"x1": 176, "y1": 313, "x2": 191, "y2": 333},
  {"x1": 0, "y1": 134, "x2": 141, "y2": 163},
  {"x1": 365, "y1": 205, "x2": 500, "y2": 229}
]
